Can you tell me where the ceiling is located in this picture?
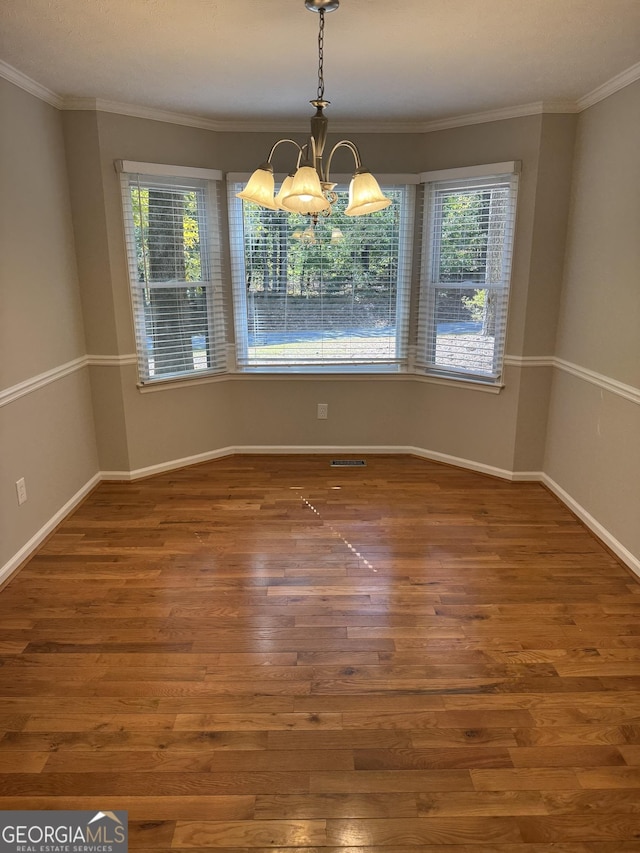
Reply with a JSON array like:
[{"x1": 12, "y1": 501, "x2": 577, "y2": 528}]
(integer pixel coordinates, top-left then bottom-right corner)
[{"x1": 1, "y1": 0, "x2": 639, "y2": 128}]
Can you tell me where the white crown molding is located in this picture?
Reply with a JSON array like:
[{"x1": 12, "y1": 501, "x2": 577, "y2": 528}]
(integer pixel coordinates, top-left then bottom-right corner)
[
  {"x1": 577, "y1": 61, "x2": 640, "y2": 111},
  {"x1": 63, "y1": 98, "x2": 573, "y2": 134},
  {"x1": 414, "y1": 101, "x2": 578, "y2": 134},
  {"x1": 3, "y1": 56, "x2": 638, "y2": 133},
  {"x1": 63, "y1": 97, "x2": 314, "y2": 133},
  {"x1": 0, "y1": 60, "x2": 63, "y2": 108}
]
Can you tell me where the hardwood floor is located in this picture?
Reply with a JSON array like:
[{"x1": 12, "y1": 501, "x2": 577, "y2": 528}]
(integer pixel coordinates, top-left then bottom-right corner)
[{"x1": 1, "y1": 454, "x2": 639, "y2": 852}]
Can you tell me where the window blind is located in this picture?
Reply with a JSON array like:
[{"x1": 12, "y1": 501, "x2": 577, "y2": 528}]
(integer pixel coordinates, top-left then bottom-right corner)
[
  {"x1": 228, "y1": 181, "x2": 414, "y2": 371},
  {"x1": 120, "y1": 169, "x2": 226, "y2": 383},
  {"x1": 416, "y1": 171, "x2": 519, "y2": 382}
]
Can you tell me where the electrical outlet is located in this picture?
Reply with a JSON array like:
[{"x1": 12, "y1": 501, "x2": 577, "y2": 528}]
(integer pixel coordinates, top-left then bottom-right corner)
[
  {"x1": 317, "y1": 402, "x2": 328, "y2": 419},
  {"x1": 16, "y1": 477, "x2": 27, "y2": 506}
]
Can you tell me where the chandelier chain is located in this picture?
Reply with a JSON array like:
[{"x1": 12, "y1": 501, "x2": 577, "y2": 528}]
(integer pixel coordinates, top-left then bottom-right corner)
[
  {"x1": 317, "y1": 9, "x2": 325, "y2": 101},
  {"x1": 236, "y1": 0, "x2": 390, "y2": 218}
]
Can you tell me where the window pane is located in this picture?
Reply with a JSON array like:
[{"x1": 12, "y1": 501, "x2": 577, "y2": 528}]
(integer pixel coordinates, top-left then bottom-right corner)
[
  {"x1": 431, "y1": 286, "x2": 500, "y2": 375},
  {"x1": 122, "y1": 171, "x2": 225, "y2": 383},
  {"x1": 134, "y1": 284, "x2": 210, "y2": 378},
  {"x1": 232, "y1": 186, "x2": 411, "y2": 368},
  {"x1": 438, "y1": 191, "x2": 491, "y2": 283},
  {"x1": 419, "y1": 173, "x2": 518, "y2": 381},
  {"x1": 131, "y1": 186, "x2": 205, "y2": 285}
]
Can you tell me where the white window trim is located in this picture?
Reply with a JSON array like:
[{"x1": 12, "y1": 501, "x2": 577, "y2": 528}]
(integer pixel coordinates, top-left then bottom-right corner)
[
  {"x1": 227, "y1": 175, "x2": 416, "y2": 374},
  {"x1": 416, "y1": 164, "x2": 520, "y2": 385},
  {"x1": 119, "y1": 162, "x2": 226, "y2": 385},
  {"x1": 113, "y1": 160, "x2": 523, "y2": 392},
  {"x1": 116, "y1": 160, "x2": 222, "y2": 181},
  {"x1": 419, "y1": 161, "x2": 520, "y2": 183}
]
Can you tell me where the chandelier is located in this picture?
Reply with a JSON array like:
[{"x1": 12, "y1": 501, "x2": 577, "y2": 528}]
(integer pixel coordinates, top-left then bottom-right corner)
[{"x1": 237, "y1": 0, "x2": 391, "y2": 219}]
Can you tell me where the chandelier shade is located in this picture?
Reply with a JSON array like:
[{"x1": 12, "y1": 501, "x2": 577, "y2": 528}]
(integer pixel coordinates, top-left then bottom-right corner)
[
  {"x1": 345, "y1": 170, "x2": 392, "y2": 216},
  {"x1": 236, "y1": 0, "x2": 390, "y2": 219},
  {"x1": 274, "y1": 174, "x2": 295, "y2": 210},
  {"x1": 281, "y1": 165, "x2": 331, "y2": 214},
  {"x1": 236, "y1": 163, "x2": 278, "y2": 210}
]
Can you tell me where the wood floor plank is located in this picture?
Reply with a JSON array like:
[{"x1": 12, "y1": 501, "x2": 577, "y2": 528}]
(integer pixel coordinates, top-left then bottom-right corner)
[
  {"x1": 513, "y1": 725, "x2": 634, "y2": 746},
  {"x1": 0, "y1": 453, "x2": 638, "y2": 849},
  {"x1": 577, "y1": 767, "x2": 640, "y2": 788},
  {"x1": 0, "y1": 795, "x2": 255, "y2": 819},
  {"x1": 471, "y1": 768, "x2": 582, "y2": 790},
  {"x1": 516, "y1": 814, "x2": 640, "y2": 843},
  {"x1": 0, "y1": 771, "x2": 311, "y2": 796},
  {"x1": 542, "y1": 789, "x2": 640, "y2": 814},
  {"x1": 174, "y1": 713, "x2": 341, "y2": 731},
  {"x1": 353, "y1": 747, "x2": 514, "y2": 770},
  {"x1": 172, "y1": 819, "x2": 327, "y2": 848},
  {"x1": 253, "y1": 792, "x2": 418, "y2": 819},
  {"x1": 0, "y1": 751, "x2": 49, "y2": 772},
  {"x1": 508, "y1": 746, "x2": 625, "y2": 768},
  {"x1": 41, "y1": 748, "x2": 354, "y2": 773},
  {"x1": 416, "y1": 790, "x2": 547, "y2": 817},
  {"x1": 21, "y1": 713, "x2": 177, "y2": 731},
  {"x1": 0, "y1": 730, "x2": 269, "y2": 752},
  {"x1": 324, "y1": 816, "x2": 524, "y2": 845},
  {"x1": 310, "y1": 770, "x2": 475, "y2": 793}
]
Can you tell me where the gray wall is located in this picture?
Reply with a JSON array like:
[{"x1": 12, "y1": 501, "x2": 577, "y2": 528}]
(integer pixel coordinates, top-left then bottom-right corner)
[
  {"x1": 0, "y1": 79, "x2": 99, "y2": 576},
  {"x1": 545, "y1": 80, "x2": 640, "y2": 566}
]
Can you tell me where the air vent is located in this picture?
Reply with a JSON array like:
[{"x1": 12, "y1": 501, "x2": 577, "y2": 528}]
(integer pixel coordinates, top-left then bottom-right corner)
[{"x1": 330, "y1": 460, "x2": 367, "y2": 467}]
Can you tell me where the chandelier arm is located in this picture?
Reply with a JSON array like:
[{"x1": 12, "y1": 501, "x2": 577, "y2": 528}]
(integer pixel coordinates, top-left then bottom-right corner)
[
  {"x1": 325, "y1": 140, "x2": 363, "y2": 183},
  {"x1": 266, "y1": 138, "x2": 305, "y2": 164}
]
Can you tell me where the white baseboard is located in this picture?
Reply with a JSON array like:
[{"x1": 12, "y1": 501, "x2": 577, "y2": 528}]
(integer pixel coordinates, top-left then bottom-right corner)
[
  {"x1": 3, "y1": 451, "x2": 638, "y2": 586},
  {"x1": 0, "y1": 473, "x2": 101, "y2": 588},
  {"x1": 101, "y1": 447, "x2": 236, "y2": 481},
  {"x1": 406, "y1": 446, "x2": 543, "y2": 482},
  {"x1": 541, "y1": 474, "x2": 640, "y2": 579},
  {"x1": 103, "y1": 445, "x2": 446, "y2": 482},
  {"x1": 103, "y1": 444, "x2": 542, "y2": 484}
]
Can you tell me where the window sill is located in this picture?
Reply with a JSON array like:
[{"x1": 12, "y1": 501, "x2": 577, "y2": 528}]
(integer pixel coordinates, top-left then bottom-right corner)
[
  {"x1": 136, "y1": 367, "x2": 504, "y2": 394},
  {"x1": 412, "y1": 372, "x2": 504, "y2": 393}
]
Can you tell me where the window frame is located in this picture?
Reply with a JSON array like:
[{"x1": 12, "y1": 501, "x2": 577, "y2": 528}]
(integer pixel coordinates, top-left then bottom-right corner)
[
  {"x1": 227, "y1": 173, "x2": 417, "y2": 374},
  {"x1": 416, "y1": 162, "x2": 520, "y2": 386},
  {"x1": 115, "y1": 160, "x2": 521, "y2": 391},
  {"x1": 118, "y1": 161, "x2": 226, "y2": 386}
]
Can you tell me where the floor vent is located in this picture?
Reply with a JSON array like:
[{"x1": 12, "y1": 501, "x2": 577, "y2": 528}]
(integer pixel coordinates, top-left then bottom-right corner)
[{"x1": 330, "y1": 460, "x2": 367, "y2": 467}]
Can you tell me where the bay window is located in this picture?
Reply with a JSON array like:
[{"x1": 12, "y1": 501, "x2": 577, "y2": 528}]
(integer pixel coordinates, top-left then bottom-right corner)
[
  {"x1": 118, "y1": 161, "x2": 519, "y2": 388},
  {"x1": 228, "y1": 179, "x2": 415, "y2": 372}
]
